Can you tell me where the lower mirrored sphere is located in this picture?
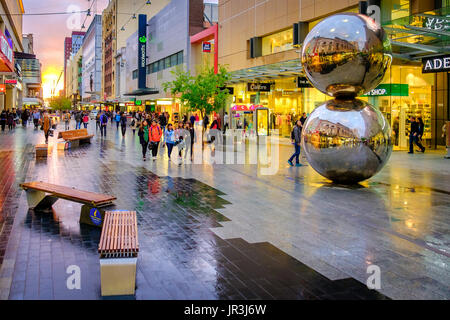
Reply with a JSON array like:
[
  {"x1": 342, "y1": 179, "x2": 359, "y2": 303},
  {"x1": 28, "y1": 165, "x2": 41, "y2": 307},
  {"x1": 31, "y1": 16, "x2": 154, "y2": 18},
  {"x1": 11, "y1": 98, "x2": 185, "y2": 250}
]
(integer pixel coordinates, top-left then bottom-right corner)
[{"x1": 302, "y1": 99, "x2": 392, "y2": 184}]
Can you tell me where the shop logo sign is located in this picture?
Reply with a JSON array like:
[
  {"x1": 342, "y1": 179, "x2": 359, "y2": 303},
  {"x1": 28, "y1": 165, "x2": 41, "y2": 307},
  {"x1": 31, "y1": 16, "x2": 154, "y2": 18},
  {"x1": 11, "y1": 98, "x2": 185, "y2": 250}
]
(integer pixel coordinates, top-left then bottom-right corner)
[
  {"x1": 367, "y1": 88, "x2": 387, "y2": 96},
  {"x1": 0, "y1": 34, "x2": 13, "y2": 63},
  {"x1": 424, "y1": 16, "x2": 449, "y2": 31},
  {"x1": 297, "y1": 76, "x2": 313, "y2": 88},
  {"x1": 422, "y1": 55, "x2": 450, "y2": 73},
  {"x1": 89, "y1": 208, "x2": 102, "y2": 226},
  {"x1": 202, "y1": 42, "x2": 211, "y2": 53},
  {"x1": 247, "y1": 83, "x2": 271, "y2": 92}
]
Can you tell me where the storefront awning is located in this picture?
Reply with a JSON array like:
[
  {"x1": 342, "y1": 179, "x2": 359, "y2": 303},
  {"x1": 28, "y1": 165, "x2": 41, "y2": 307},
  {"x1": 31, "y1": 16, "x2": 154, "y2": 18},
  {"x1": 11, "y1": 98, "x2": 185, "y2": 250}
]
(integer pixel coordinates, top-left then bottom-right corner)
[
  {"x1": 22, "y1": 97, "x2": 43, "y2": 106},
  {"x1": 383, "y1": 7, "x2": 450, "y2": 62},
  {"x1": 124, "y1": 88, "x2": 159, "y2": 96},
  {"x1": 229, "y1": 59, "x2": 303, "y2": 83}
]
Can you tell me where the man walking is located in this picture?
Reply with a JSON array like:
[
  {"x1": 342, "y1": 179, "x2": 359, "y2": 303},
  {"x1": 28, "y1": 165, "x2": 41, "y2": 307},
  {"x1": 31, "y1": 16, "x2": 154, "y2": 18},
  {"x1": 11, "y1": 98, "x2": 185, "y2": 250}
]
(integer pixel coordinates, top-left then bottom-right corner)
[
  {"x1": 100, "y1": 111, "x2": 108, "y2": 137},
  {"x1": 288, "y1": 120, "x2": 303, "y2": 167},
  {"x1": 75, "y1": 111, "x2": 82, "y2": 129},
  {"x1": 408, "y1": 116, "x2": 425, "y2": 154}
]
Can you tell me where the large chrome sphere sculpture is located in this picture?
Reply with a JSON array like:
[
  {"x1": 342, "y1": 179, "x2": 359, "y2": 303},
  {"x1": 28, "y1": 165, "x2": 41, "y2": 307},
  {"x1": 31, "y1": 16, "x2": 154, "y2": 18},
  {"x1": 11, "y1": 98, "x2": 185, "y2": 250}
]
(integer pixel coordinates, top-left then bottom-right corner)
[{"x1": 301, "y1": 13, "x2": 393, "y2": 184}]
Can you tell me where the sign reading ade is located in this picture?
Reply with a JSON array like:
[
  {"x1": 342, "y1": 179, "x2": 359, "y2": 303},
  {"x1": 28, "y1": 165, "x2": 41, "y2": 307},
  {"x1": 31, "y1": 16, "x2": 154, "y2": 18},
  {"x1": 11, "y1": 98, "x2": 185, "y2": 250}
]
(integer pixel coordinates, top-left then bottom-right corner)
[{"x1": 422, "y1": 55, "x2": 450, "y2": 73}]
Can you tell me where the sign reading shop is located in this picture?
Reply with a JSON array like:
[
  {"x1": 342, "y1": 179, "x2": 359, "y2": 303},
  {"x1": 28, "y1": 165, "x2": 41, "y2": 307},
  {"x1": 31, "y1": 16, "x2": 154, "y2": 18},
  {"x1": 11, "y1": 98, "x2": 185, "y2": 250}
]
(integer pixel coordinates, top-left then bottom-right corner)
[
  {"x1": 422, "y1": 55, "x2": 450, "y2": 73},
  {"x1": 247, "y1": 83, "x2": 271, "y2": 92}
]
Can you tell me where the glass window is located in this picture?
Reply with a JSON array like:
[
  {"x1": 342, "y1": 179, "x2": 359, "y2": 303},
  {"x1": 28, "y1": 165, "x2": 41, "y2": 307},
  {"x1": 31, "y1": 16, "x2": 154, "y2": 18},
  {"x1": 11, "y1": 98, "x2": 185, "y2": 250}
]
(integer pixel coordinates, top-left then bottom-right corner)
[
  {"x1": 261, "y1": 29, "x2": 294, "y2": 56},
  {"x1": 132, "y1": 70, "x2": 138, "y2": 79},
  {"x1": 177, "y1": 51, "x2": 183, "y2": 65},
  {"x1": 171, "y1": 54, "x2": 177, "y2": 67},
  {"x1": 165, "y1": 57, "x2": 171, "y2": 69}
]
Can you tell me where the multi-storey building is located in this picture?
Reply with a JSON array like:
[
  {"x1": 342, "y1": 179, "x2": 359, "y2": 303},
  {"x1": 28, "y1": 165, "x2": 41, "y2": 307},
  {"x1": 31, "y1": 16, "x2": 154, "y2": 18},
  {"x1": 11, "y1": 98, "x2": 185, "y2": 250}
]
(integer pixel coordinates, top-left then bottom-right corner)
[
  {"x1": 122, "y1": 0, "x2": 205, "y2": 117},
  {"x1": 63, "y1": 37, "x2": 72, "y2": 96},
  {"x1": 102, "y1": 0, "x2": 170, "y2": 104},
  {"x1": 63, "y1": 32, "x2": 85, "y2": 98},
  {"x1": 0, "y1": 0, "x2": 24, "y2": 111},
  {"x1": 15, "y1": 51, "x2": 43, "y2": 108},
  {"x1": 81, "y1": 15, "x2": 102, "y2": 104},
  {"x1": 22, "y1": 33, "x2": 33, "y2": 54},
  {"x1": 218, "y1": 0, "x2": 449, "y2": 149}
]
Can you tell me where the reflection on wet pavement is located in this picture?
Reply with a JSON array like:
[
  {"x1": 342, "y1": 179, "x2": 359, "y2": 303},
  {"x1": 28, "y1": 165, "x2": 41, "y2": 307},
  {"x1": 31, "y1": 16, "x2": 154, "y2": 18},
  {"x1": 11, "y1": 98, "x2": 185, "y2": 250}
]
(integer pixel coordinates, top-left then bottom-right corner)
[{"x1": 0, "y1": 123, "x2": 448, "y2": 300}]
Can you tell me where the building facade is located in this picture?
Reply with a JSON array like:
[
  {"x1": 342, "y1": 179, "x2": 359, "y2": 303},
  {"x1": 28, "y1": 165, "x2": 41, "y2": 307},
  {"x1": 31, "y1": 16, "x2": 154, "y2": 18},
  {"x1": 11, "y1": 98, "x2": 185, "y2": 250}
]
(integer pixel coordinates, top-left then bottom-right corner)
[
  {"x1": 218, "y1": 0, "x2": 450, "y2": 149},
  {"x1": 81, "y1": 15, "x2": 102, "y2": 105},
  {"x1": 0, "y1": 0, "x2": 24, "y2": 111},
  {"x1": 122, "y1": 0, "x2": 205, "y2": 118},
  {"x1": 15, "y1": 51, "x2": 43, "y2": 108},
  {"x1": 102, "y1": 0, "x2": 170, "y2": 103}
]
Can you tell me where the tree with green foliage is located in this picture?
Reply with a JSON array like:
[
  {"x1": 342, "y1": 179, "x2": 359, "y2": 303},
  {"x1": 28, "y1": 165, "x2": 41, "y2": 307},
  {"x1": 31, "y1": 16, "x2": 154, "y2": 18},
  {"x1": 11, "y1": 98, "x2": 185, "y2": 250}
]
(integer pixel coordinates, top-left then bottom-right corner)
[
  {"x1": 49, "y1": 96, "x2": 72, "y2": 111},
  {"x1": 162, "y1": 66, "x2": 231, "y2": 118}
]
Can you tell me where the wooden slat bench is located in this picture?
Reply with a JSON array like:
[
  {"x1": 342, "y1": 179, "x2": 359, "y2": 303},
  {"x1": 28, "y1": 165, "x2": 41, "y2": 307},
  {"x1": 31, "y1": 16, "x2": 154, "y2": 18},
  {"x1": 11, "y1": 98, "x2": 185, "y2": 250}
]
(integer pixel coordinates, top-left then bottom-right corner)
[
  {"x1": 57, "y1": 129, "x2": 94, "y2": 148},
  {"x1": 98, "y1": 211, "x2": 139, "y2": 296},
  {"x1": 20, "y1": 181, "x2": 116, "y2": 227}
]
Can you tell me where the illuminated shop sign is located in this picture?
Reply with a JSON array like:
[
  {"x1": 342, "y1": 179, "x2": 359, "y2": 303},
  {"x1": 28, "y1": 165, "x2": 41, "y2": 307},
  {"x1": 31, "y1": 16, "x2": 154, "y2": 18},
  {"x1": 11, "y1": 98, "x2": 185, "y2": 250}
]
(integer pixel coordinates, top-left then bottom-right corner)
[
  {"x1": 247, "y1": 83, "x2": 271, "y2": 92},
  {"x1": 297, "y1": 76, "x2": 313, "y2": 88},
  {"x1": 363, "y1": 84, "x2": 409, "y2": 96},
  {"x1": 0, "y1": 29, "x2": 13, "y2": 72},
  {"x1": 202, "y1": 42, "x2": 211, "y2": 53},
  {"x1": 422, "y1": 55, "x2": 450, "y2": 73}
]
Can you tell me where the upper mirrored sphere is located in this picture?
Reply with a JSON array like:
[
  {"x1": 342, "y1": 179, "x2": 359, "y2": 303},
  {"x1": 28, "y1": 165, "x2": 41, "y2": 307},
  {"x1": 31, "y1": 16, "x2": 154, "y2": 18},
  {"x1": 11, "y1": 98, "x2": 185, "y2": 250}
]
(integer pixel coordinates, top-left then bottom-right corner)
[{"x1": 301, "y1": 13, "x2": 392, "y2": 98}]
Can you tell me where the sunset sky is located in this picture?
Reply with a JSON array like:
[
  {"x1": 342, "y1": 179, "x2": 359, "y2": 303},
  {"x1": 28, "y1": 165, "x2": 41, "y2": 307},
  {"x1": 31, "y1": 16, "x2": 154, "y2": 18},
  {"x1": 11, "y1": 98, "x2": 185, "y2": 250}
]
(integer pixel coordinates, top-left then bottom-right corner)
[{"x1": 22, "y1": 0, "x2": 109, "y2": 99}]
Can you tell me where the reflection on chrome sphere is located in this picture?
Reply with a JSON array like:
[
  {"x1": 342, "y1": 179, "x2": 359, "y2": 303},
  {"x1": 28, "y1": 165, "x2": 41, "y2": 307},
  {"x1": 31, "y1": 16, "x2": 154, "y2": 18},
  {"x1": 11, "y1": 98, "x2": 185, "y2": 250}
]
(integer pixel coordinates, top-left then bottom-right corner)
[
  {"x1": 301, "y1": 99, "x2": 392, "y2": 184},
  {"x1": 301, "y1": 13, "x2": 392, "y2": 98}
]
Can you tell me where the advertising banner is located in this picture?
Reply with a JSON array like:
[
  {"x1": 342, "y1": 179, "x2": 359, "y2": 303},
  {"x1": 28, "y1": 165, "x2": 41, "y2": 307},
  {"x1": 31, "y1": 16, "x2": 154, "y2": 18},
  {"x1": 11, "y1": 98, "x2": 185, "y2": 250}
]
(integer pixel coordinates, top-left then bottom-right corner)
[{"x1": 138, "y1": 14, "x2": 148, "y2": 89}]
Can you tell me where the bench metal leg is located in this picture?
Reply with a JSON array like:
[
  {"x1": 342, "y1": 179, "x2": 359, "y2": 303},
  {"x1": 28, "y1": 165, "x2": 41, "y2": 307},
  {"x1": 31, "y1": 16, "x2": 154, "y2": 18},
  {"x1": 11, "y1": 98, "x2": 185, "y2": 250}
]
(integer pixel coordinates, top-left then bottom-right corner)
[
  {"x1": 25, "y1": 190, "x2": 59, "y2": 211},
  {"x1": 100, "y1": 258, "x2": 137, "y2": 296},
  {"x1": 80, "y1": 205, "x2": 113, "y2": 228}
]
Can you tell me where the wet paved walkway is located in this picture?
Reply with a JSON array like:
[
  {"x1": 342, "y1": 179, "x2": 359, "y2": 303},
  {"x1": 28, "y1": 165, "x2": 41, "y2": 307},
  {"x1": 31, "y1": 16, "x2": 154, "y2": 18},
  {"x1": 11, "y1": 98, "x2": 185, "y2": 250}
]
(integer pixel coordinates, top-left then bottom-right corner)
[{"x1": 0, "y1": 121, "x2": 449, "y2": 300}]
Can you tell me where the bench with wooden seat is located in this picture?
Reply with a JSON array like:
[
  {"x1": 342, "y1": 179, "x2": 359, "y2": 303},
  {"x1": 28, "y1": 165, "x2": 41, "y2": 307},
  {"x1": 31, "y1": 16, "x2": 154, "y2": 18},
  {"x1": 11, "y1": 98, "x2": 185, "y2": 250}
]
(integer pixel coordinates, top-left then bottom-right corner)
[
  {"x1": 98, "y1": 211, "x2": 139, "y2": 296},
  {"x1": 57, "y1": 129, "x2": 94, "y2": 148},
  {"x1": 20, "y1": 181, "x2": 116, "y2": 227}
]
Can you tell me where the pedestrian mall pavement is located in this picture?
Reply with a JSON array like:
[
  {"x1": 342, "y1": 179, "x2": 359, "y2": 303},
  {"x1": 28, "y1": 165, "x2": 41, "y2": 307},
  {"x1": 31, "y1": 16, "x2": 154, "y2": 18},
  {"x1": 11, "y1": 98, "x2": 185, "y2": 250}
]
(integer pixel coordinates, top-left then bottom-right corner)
[{"x1": 0, "y1": 121, "x2": 448, "y2": 300}]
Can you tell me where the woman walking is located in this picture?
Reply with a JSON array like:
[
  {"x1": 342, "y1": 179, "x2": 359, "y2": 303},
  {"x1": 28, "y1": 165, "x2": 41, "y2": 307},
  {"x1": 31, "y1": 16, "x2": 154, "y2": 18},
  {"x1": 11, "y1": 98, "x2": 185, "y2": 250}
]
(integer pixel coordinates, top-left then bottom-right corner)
[
  {"x1": 82, "y1": 112, "x2": 89, "y2": 129},
  {"x1": 164, "y1": 123, "x2": 176, "y2": 160},
  {"x1": 149, "y1": 120, "x2": 163, "y2": 160},
  {"x1": 185, "y1": 123, "x2": 195, "y2": 162},
  {"x1": 138, "y1": 120, "x2": 150, "y2": 161},
  {"x1": 42, "y1": 112, "x2": 52, "y2": 144}
]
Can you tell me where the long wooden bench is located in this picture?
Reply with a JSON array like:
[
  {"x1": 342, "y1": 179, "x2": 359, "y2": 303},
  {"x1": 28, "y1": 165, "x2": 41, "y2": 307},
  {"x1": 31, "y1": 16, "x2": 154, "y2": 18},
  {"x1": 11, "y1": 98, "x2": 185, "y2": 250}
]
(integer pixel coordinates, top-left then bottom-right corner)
[
  {"x1": 98, "y1": 211, "x2": 139, "y2": 296},
  {"x1": 20, "y1": 181, "x2": 116, "y2": 227},
  {"x1": 58, "y1": 129, "x2": 94, "y2": 148}
]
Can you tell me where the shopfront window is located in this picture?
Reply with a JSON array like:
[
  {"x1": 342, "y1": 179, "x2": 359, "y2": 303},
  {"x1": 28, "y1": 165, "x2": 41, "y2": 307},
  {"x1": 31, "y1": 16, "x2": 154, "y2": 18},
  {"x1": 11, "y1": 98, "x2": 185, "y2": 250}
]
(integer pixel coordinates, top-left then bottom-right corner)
[
  {"x1": 261, "y1": 29, "x2": 293, "y2": 56},
  {"x1": 359, "y1": 65, "x2": 434, "y2": 150}
]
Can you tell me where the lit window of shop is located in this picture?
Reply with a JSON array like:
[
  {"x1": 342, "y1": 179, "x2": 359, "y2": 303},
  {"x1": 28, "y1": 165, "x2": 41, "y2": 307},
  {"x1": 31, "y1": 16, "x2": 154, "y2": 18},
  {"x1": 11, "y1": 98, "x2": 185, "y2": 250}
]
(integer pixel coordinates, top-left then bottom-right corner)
[
  {"x1": 261, "y1": 29, "x2": 293, "y2": 56},
  {"x1": 359, "y1": 65, "x2": 435, "y2": 150}
]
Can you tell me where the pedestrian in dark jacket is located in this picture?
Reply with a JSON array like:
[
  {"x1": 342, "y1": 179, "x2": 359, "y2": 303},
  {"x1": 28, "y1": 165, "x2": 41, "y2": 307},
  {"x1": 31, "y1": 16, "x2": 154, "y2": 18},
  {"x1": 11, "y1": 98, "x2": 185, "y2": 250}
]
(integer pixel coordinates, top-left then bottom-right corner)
[
  {"x1": 408, "y1": 116, "x2": 425, "y2": 154},
  {"x1": 288, "y1": 120, "x2": 303, "y2": 166},
  {"x1": 120, "y1": 112, "x2": 127, "y2": 136},
  {"x1": 0, "y1": 110, "x2": 6, "y2": 131},
  {"x1": 138, "y1": 120, "x2": 150, "y2": 161}
]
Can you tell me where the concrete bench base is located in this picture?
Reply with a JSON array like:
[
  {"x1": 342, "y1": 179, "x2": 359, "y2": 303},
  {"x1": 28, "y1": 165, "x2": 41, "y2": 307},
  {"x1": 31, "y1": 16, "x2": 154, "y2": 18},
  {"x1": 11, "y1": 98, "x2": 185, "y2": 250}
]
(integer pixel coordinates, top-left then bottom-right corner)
[{"x1": 100, "y1": 258, "x2": 137, "y2": 296}]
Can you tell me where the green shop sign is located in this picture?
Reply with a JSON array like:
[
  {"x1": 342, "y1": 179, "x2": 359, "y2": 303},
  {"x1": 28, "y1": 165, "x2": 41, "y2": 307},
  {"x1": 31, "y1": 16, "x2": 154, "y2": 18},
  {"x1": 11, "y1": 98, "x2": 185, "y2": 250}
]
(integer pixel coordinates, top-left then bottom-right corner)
[{"x1": 363, "y1": 84, "x2": 409, "y2": 97}]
